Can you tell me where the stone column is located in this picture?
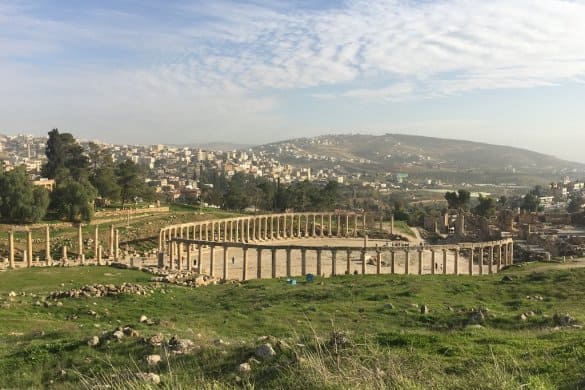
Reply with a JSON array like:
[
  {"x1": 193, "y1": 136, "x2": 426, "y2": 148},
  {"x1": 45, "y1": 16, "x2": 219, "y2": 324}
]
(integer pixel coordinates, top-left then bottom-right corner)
[
  {"x1": 479, "y1": 246, "x2": 484, "y2": 275},
  {"x1": 390, "y1": 250, "x2": 395, "y2": 274},
  {"x1": 301, "y1": 248, "x2": 307, "y2": 276},
  {"x1": 199, "y1": 224, "x2": 203, "y2": 241},
  {"x1": 320, "y1": 215, "x2": 324, "y2": 237},
  {"x1": 488, "y1": 245, "x2": 494, "y2": 274},
  {"x1": 246, "y1": 219, "x2": 251, "y2": 242},
  {"x1": 354, "y1": 215, "x2": 358, "y2": 237},
  {"x1": 442, "y1": 249, "x2": 448, "y2": 275},
  {"x1": 27, "y1": 230, "x2": 33, "y2": 268},
  {"x1": 94, "y1": 225, "x2": 99, "y2": 262},
  {"x1": 276, "y1": 216, "x2": 281, "y2": 239},
  {"x1": 62, "y1": 246, "x2": 68, "y2": 264},
  {"x1": 252, "y1": 217, "x2": 256, "y2": 241},
  {"x1": 242, "y1": 246, "x2": 248, "y2": 280},
  {"x1": 256, "y1": 248, "x2": 262, "y2": 279},
  {"x1": 78, "y1": 224, "x2": 84, "y2": 263},
  {"x1": 229, "y1": 220, "x2": 233, "y2": 241},
  {"x1": 361, "y1": 249, "x2": 367, "y2": 275},
  {"x1": 235, "y1": 220, "x2": 240, "y2": 242},
  {"x1": 454, "y1": 249, "x2": 459, "y2": 275},
  {"x1": 205, "y1": 222, "x2": 209, "y2": 241},
  {"x1": 270, "y1": 216, "x2": 274, "y2": 240},
  {"x1": 110, "y1": 225, "x2": 115, "y2": 257},
  {"x1": 186, "y1": 244, "x2": 191, "y2": 271},
  {"x1": 289, "y1": 214, "x2": 294, "y2": 238},
  {"x1": 283, "y1": 215, "x2": 287, "y2": 239},
  {"x1": 328, "y1": 214, "x2": 332, "y2": 237},
  {"x1": 362, "y1": 214, "x2": 367, "y2": 233},
  {"x1": 503, "y1": 244, "x2": 508, "y2": 267},
  {"x1": 430, "y1": 249, "x2": 435, "y2": 275},
  {"x1": 312, "y1": 214, "x2": 316, "y2": 237},
  {"x1": 297, "y1": 215, "x2": 302, "y2": 238},
  {"x1": 509, "y1": 242, "x2": 514, "y2": 265},
  {"x1": 45, "y1": 226, "x2": 52, "y2": 265},
  {"x1": 469, "y1": 247, "x2": 474, "y2": 275},
  {"x1": 331, "y1": 249, "x2": 337, "y2": 276},
  {"x1": 209, "y1": 244, "x2": 215, "y2": 277},
  {"x1": 8, "y1": 231, "x2": 15, "y2": 269},
  {"x1": 305, "y1": 214, "x2": 309, "y2": 238},
  {"x1": 114, "y1": 229, "x2": 119, "y2": 260},
  {"x1": 169, "y1": 241, "x2": 175, "y2": 270},
  {"x1": 390, "y1": 214, "x2": 394, "y2": 235},
  {"x1": 418, "y1": 250, "x2": 423, "y2": 275},
  {"x1": 404, "y1": 250, "x2": 410, "y2": 274},
  {"x1": 98, "y1": 245, "x2": 103, "y2": 266},
  {"x1": 271, "y1": 248, "x2": 277, "y2": 278},
  {"x1": 286, "y1": 248, "x2": 292, "y2": 277},
  {"x1": 223, "y1": 245, "x2": 229, "y2": 280},
  {"x1": 316, "y1": 249, "x2": 322, "y2": 276},
  {"x1": 346, "y1": 250, "x2": 352, "y2": 274},
  {"x1": 223, "y1": 221, "x2": 227, "y2": 242},
  {"x1": 178, "y1": 242, "x2": 184, "y2": 270},
  {"x1": 376, "y1": 250, "x2": 382, "y2": 275},
  {"x1": 337, "y1": 214, "x2": 341, "y2": 238},
  {"x1": 345, "y1": 215, "x2": 349, "y2": 237}
]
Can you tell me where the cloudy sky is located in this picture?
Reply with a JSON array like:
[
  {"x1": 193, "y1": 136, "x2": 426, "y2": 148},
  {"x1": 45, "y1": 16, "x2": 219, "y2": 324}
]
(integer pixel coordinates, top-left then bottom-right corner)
[{"x1": 1, "y1": 0, "x2": 585, "y2": 161}]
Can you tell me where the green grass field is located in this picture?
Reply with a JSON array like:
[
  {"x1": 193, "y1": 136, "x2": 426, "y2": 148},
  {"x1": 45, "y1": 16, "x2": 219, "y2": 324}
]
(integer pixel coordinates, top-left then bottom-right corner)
[{"x1": 1, "y1": 262, "x2": 584, "y2": 389}]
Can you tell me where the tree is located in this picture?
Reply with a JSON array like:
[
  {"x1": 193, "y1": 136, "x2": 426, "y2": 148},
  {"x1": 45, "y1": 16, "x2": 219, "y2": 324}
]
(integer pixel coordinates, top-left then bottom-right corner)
[
  {"x1": 473, "y1": 195, "x2": 496, "y2": 218},
  {"x1": 0, "y1": 167, "x2": 49, "y2": 223},
  {"x1": 567, "y1": 193, "x2": 584, "y2": 213},
  {"x1": 521, "y1": 192, "x2": 540, "y2": 212},
  {"x1": 42, "y1": 129, "x2": 89, "y2": 181},
  {"x1": 91, "y1": 166, "x2": 121, "y2": 204},
  {"x1": 116, "y1": 160, "x2": 148, "y2": 208},
  {"x1": 444, "y1": 189, "x2": 471, "y2": 210},
  {"x1": 51, "y1": 177, "x2": 97, "y2": 222}
]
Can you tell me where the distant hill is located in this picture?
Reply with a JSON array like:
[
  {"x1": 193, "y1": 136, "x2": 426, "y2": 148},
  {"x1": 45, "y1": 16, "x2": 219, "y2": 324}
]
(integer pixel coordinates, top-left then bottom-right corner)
[
  {"x1": 189, "y1": 142, "x2": 253, "y2": 151},
  {"x1": 256, "y1": 134, "x2": 585, "y2": 184}
]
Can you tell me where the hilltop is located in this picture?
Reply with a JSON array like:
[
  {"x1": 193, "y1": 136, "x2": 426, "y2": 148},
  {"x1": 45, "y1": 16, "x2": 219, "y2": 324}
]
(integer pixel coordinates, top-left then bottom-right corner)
[{"x1": 256, "y1": 134, "x2": 585, "y2": 184}]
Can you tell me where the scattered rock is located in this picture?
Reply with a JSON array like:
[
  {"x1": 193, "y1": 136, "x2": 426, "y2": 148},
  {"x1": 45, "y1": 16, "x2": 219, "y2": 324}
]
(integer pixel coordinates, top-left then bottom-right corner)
[
  {"x1": 553, "y1": 313, "x2": 575, "y2": 326},
  {"x1": 420, "y1": 305, "x2": 430, "y2": 315},
  {"x1": 169, "y1": 336, "x2": 195, "y2": 354},
  {"x1": 47, "y1": 283, "x2": 152, "y2": 300},
  {"x1": 139, "y1": 315, "x2": 148, "y2": 323},
  {"x1": 145, "y1": 354, "x2": 161, "y2": 366},
  {"x1": 384, "y1": 303, "x2": 394, "y2": 309},
  {"x1": 136, "y1": 372, "x2": 161, "y2": 385},
  {"x1": 237, "y1": 362, "x2": 252, "y2": 374},
  {"x1": 8, "y1": 291, "x2": 16, "y2": 298},
  {"x1": 147, "y1": 333, "x2": 164, "y2": 347},
  {"x1": 519, "y1": 313, "x2": 528, "y2": 321},
  {"x1": 255, "y1": 343, "x2": 276, "y2": 360},
  {"x1": 123, "y1": 326, "x2": 140, "y2": 337},
  {"x1": 276, "y1": 339, "x2": 291, "y2": 351},
  {"x1": 112, "y1": 330, "x2": 124, "y2": 341},
  {"x1": 501, "y1": 275, "x2": 514, "y2": 282},
  {"x1": 88, "y1": 336, "x2": 100, "y2": 347}
]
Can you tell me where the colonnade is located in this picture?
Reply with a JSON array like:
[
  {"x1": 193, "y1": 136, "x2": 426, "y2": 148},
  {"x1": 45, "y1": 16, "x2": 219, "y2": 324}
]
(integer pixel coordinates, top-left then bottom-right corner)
[
  {"x1": 3, "y1": 224, "x2": 121, "y2": 269},
  {"x1": 159, "y1": 212, "x2": 371, "y2": 254},
  {"x1": 165, "y1": 234, "x2": 514, "y2": 280}
]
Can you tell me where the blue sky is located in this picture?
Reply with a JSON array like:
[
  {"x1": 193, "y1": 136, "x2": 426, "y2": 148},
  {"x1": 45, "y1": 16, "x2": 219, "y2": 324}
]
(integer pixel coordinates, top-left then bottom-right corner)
[{"x1": 1, "y1": 0, "x2": 585, "y2": 161}]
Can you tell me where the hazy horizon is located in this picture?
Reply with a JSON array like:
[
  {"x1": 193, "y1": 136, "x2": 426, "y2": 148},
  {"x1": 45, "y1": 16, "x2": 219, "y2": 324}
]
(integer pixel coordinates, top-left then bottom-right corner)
[{"x1": 2, "y1": 1, "x2": 585, "y2": 162}]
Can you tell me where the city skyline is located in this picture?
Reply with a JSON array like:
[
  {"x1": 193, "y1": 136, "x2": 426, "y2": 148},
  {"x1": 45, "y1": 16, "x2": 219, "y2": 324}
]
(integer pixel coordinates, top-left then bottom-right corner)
[{"x1": 1, "y1": 1, "x2": 585, "y2": 161}]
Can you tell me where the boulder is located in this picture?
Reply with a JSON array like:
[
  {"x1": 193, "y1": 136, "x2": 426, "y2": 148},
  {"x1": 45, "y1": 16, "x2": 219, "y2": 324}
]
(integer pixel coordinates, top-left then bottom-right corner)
[
  {"x1": 145, "y1": 354, "x2": 161, "y2": 366},
  {"x1": 255, "y1": 343, "x2": 276, "y2": 360},
  {"x1": 88, "y1": 336, "x2": 100, "y2": 347}
]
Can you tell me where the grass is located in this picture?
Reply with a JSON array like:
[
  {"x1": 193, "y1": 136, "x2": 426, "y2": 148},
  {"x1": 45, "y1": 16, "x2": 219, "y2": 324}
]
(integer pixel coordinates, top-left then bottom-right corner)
[{"x1": 0, "y1": 262, "x2": 585, "y2": 388}]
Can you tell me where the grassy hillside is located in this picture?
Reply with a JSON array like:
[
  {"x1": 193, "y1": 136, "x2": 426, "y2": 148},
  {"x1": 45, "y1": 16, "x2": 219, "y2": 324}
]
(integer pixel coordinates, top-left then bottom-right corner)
[{"x1": 1, "y1": 263, "x2": 585, "y2": 388}]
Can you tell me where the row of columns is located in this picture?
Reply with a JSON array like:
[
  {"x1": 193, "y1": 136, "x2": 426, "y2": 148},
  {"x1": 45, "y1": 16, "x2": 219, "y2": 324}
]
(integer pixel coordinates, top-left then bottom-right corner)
[
  {"x1": 166, "y1": 239, "x2": 514, "y2": 280},
  {"x1": 5, "y1": 224, "x2": 121, "y2": 269},
  {"x1": 160, "y1": 213, "x2": 371, "y2": 253}
]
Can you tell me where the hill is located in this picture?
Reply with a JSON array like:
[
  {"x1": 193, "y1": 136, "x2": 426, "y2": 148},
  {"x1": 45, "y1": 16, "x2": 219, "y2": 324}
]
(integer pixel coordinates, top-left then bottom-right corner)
[
  {"x1": 257, "y1": 134, "x2": 585, "y2": 185},
  {"x1": 1, "y1": 262, "x2": 585, "y2": 388}
]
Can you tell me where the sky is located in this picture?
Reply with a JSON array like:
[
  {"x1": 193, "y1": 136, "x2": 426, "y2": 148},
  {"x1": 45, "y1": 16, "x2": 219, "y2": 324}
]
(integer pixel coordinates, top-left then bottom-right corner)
[{"x1": 1, "y1": 0, "x2": 585, "y2": 161}]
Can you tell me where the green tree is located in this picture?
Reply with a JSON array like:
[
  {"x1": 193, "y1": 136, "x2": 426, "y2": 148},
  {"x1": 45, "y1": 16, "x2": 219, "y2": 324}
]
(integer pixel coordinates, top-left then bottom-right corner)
[
  {"x1": 473, "y1": 195, "x2": 496, "y2": 218},
  {"x1": 91, "y1": 166, "x2": 121, "y2": 204},
  {"x1": 0, "y1": 167, "x2": 49, "y2": 223},
  {"x1": 567, "y1": 193, "x2": 584, "y2": 213},
  {"x1": 51, "y1": 177, "x2": 97, "y2": 222},
  {"x1": 521, "y1": 192, "x2": 540, "y2": 212},
  {"x1": 42, "y1": 129, "x2": 89, "y2": 181},
  {"x1": 116, "y1": 160, "x2": 148, "y2": 209},
  {"x1": 444, "y1": 189, "x2": 471, "y2": 210}
]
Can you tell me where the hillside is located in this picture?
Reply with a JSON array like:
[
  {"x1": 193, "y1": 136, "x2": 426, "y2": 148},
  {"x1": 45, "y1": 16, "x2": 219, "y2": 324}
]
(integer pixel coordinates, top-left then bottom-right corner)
[
  {"x1": 1, "y1": 263, "x2": 585, "y2": 388},
  {"x1": 257, "y1": 134, "x2": 585, "y2": 184}
]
